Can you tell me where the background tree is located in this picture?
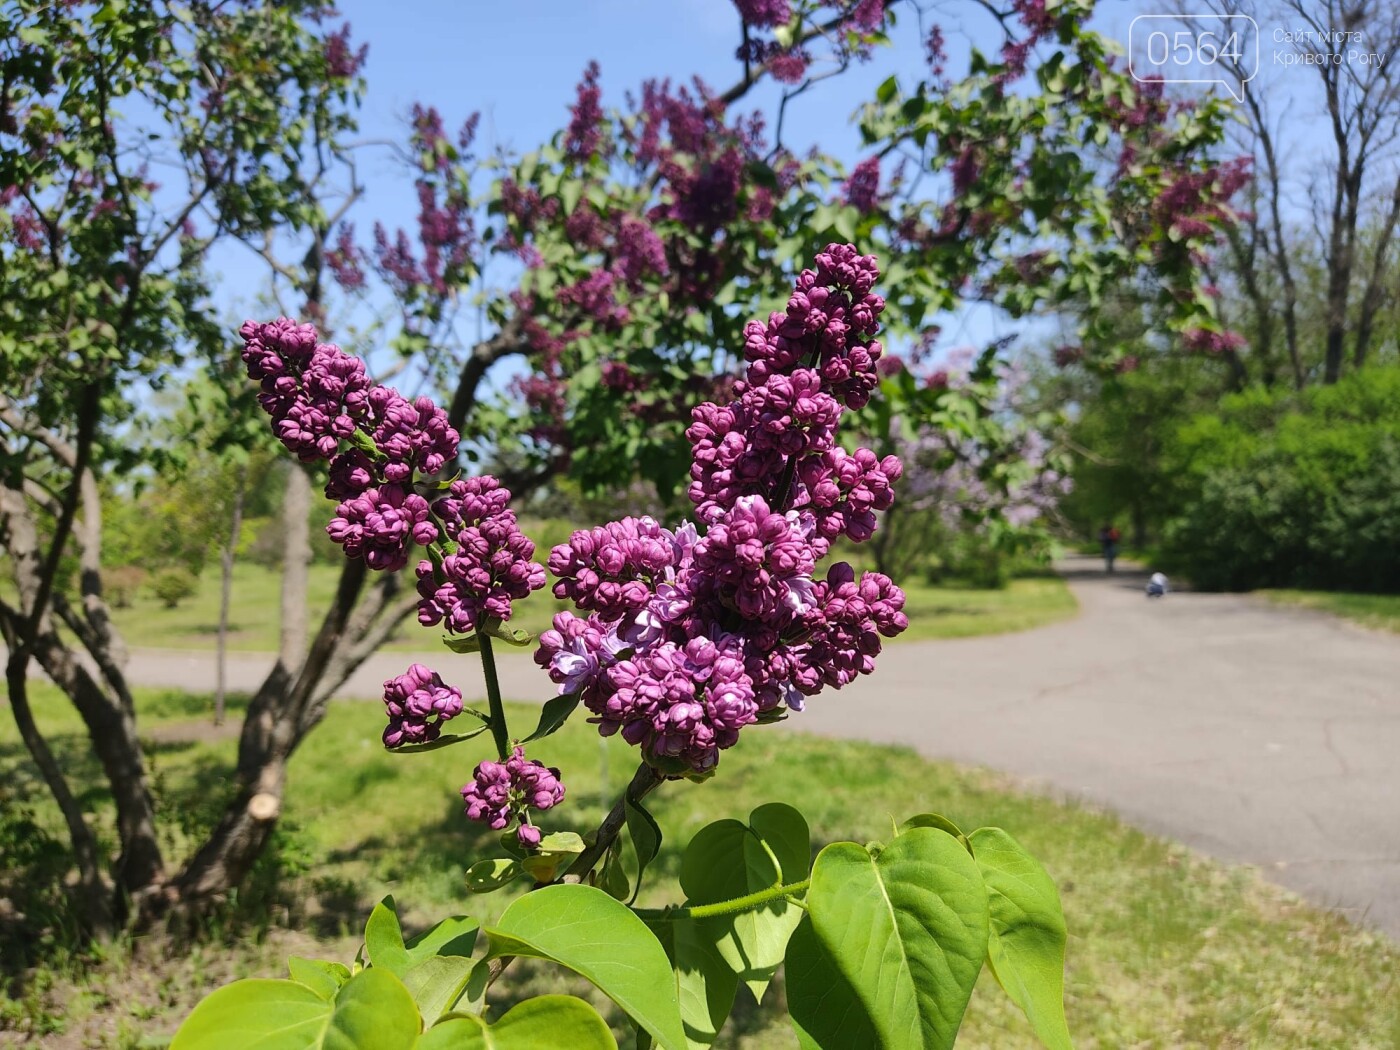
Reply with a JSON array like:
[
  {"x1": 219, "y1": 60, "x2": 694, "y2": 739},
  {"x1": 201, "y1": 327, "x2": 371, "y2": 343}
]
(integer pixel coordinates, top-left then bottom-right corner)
[
  {"x1": 0, "y1": 0, "x2": 362, "y2": 931},
  {"x1": 1171, "y1": 0, "x2": 1400, "y2": 387}
]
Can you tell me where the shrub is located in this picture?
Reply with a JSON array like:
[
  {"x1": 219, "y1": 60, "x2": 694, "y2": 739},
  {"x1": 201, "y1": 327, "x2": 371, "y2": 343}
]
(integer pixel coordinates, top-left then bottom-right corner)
[
  {"x1": 102, "y1": 565, "x2": 146, "y2": 608},
  {"x1": 1161, "y1": 365, "x2": 1400, "y2": 592},
  {"x1": 149, "y1": 567, "x2": 198, "y2": 609}
]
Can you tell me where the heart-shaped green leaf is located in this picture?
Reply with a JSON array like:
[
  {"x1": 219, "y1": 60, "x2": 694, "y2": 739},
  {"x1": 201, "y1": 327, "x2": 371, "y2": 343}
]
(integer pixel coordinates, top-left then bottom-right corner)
[
  {"x1": 678, "y1": 803, "x2": 808, "y2": 1002},
  {"x1": 969, "y1": 827, "x2": 1073, "y2": 1050},
  {"x1": 170, "y1": 968, "x2": 420, "y2": 1050},
  {"x1": 484, "y1": 884, "x2": 686, "y2": 1050},
  {"x1": 648, "y1": 916, "x2": 739, "y2": 1050},
  {"x1": 785, "y1": 827, "x2": 989, "y2": 1049},
  {"x1": 418, "y1": 995, "x2": 616, "y2": 1049}
]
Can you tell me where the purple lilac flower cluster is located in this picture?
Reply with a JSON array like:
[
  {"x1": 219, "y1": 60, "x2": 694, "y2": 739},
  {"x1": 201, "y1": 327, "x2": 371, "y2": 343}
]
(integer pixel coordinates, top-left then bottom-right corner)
[
  {"x1": 239, "y1": 319, "x2": 547, "y2": 623},
  {"x1": 241, "y1": 319, "x2": 559, "y2": 841},
  {"x1": 240, "y1": 318, "x2": 460, "y2": 574},
  {"x1": 461, "y1": 746, "x2": 566, "y2": 847},
  {"x1": 536, "y1": 246, "x2": 908, "y2": 775},
  {"x1": 381, "y1": 663, "x2": 464, "y2": 748},
  {"x1": 844, "y1": 156, "x2": 881, "y2": 214},
  {"x1": 416, "y1": 476, "x2": 548, "y2": 635},
  {"x1": 691, "y1": 244, "x2": 902, "y2": 538},
  {"x1": 733, "y1": 0, "x2": 791, "y2": 28}
]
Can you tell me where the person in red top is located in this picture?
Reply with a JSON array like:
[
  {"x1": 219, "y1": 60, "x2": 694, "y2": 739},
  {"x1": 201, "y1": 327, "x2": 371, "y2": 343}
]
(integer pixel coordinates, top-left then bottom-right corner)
[{"x1": 1098, "y1": 523, "x2": 1121, "y2": 573}]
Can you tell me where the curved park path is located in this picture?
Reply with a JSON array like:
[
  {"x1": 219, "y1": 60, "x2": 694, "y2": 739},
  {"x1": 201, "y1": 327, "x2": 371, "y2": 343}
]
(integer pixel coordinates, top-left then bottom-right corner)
[{"x1": 73, "y1": 555, "x2": 1400, "y2": 937}]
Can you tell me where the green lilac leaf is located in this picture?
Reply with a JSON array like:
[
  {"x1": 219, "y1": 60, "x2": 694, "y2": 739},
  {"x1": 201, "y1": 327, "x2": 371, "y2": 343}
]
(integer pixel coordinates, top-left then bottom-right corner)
[
  {"x1": 364, "y1": 896, "x2": 412, "y2": 976},
  {"x1": 677, "y1": 803, "x2": 808, "y2": 1002},
  {"x1": 785, "y1": 828, "x2": 990, "y2": 1049},
  {"x1": 169, "y1": 969, "x2": 419, "y2": 1050},
  {"x1": 969, "y1": 827, "x2": 1073, "y2": 1050},
  {"x1": 417, "y1": 995, "x2": 616, "y2": 1049},
  {"x1": 523, "y1": 692, "x2": 581, "y2": 742},
  {"x1": 483, "y1": 884, "x2": 686, "y2": 1050}
]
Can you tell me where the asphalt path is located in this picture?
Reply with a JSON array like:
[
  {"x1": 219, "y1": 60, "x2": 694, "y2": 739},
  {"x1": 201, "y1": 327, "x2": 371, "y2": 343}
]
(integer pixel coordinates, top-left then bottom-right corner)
[{"x1": 29, "y1": 555, "x2": 1400, "y2": 936}]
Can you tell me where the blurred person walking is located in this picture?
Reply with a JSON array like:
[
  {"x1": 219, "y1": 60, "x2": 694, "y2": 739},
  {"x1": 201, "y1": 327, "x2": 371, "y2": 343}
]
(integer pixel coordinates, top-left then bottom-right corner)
[{"x1": 1098, "y1": 523, "x2": 1121, "y2": 573}]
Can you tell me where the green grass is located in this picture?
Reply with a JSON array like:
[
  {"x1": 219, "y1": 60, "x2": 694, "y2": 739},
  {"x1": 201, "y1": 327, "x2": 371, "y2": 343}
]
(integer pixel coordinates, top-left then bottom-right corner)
[
  {"x1": 1262, "y1": 589, "x2": 1400, "y2": 634},
  {"x1": 102, "y1": 563, "x2": 1077, "y2": 652},
  {"x1": 3, "y1": 686, "x2": 1398, "y2": 1048},
  {"x1": 897, "y1": 576, "x2": 1078, "y2": 641}
]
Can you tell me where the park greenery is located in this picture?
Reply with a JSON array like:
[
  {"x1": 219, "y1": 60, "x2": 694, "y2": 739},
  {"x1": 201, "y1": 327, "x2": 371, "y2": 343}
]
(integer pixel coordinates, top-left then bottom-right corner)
[
  {"x1": 7, "y1": 686, "x2": 1400, "y2": 1047},
  {"x1": 2, "y1": 0, "x2": 1398, "y2": 1045}
]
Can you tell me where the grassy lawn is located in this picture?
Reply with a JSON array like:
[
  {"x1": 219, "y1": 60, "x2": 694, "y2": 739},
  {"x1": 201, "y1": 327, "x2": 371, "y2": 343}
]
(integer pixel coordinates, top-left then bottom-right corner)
[
  {"x1": 897, "y1": 575, "x2": 1078, "y2": 641},
  {"x1": 1262, "y1": 589, "x2": 1400, "y2": 634},
  {"x1": 102, "y1": 563, "x2": 1077, "y2": 652},
  {"x1": 3, "y1": 686, "x2": 1397, "y2": 1048}
]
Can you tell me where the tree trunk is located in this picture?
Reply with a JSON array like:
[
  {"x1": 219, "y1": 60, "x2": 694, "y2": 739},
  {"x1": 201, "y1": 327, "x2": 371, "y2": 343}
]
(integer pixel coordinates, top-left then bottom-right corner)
[
  {"x1": 0, "y1": 477, "x2": 163, "y2": 917},
  {"x1": 215, "y1": 473, "x2": 246, "y2": 726},
  {"x1": 174, "y1": 559, "x2": 367, "y2": 899},
  {"x1": 30, "y1": 630, "x2": 165, "y2": 897},
  {"x1": 1, "y1": 620, "x2": 114, "y2": 936}
]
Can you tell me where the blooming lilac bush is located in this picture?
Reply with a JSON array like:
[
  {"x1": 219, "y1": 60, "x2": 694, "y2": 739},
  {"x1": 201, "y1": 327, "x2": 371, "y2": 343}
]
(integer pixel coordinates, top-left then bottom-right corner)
[
  {"x1": 872, "y1": 347, "x2": 1074, "y2": 585},
  {"x1": 173, "y1": 248, "x2": 1072, "y2": 1050}
]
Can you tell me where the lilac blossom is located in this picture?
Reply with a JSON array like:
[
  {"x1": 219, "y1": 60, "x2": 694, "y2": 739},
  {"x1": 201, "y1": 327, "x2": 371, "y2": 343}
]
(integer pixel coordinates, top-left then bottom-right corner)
[
  {"x1": 845, "y1": 156, "x2": 881, "y2": 213},
  {"x1": 565, "y1": 61, "x2": 604, "y2": 161},
  {"x1": 327, "y1": 484, "x2": 437, "y2": 572},
  {"x1": 239, "y1": 318, "x2": 373, "y2": 463},
  {"x1": 536, "y1": 246, "x2": 908, "y2": 775},
  {"x1": 461, "y1": 746, "x2": 566, "y2": 847},
  {"x1": 416, "y1": 476, "x2": 547, "y2": 635},
  {"x1": 382, "y1": 663, "x2": 463, "y2": 748},
  {"x1": 733, "y1": 0, "x2": 791, "y2": 28}
]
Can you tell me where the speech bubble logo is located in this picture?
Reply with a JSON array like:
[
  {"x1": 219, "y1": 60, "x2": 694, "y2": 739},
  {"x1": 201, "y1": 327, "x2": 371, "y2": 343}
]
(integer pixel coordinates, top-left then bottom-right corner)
[{"x1": 1129, "y1": 14, "x2": 1260, "y2": 103}]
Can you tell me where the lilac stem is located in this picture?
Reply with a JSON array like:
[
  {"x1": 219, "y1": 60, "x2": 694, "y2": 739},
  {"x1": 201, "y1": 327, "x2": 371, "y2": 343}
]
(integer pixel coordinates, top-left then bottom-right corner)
[{"x1": 477, "y1": 634, "x2": 510, "y2": 760}]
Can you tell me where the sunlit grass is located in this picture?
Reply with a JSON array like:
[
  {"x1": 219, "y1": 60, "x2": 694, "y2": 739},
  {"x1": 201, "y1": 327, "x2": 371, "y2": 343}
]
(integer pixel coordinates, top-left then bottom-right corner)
[
  {"x1": 897, "y1": 575, "x2": 1078, "y2": 641},
  {"x1": 1263, "y1": 589, "x2": 1400, "y2": 634}
]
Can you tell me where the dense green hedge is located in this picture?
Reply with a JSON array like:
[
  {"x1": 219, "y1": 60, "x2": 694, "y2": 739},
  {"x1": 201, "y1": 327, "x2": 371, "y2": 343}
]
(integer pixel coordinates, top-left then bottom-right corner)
[{"x1": 1160, "y1": 366, "x2": 1400, "y2": 592}]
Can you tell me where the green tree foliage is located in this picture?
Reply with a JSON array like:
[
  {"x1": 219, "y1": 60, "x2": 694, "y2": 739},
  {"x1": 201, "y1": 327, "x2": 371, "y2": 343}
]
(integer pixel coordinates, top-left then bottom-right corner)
[{"x1": 1158, "y1": 364, "x2": 1400, "y2": 592}]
